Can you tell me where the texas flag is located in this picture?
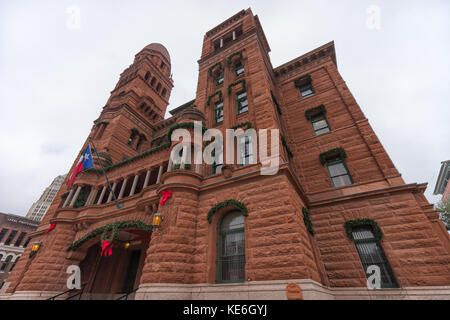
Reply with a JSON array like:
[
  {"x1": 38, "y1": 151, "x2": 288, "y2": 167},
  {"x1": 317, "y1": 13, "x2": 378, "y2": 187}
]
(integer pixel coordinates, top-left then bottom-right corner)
[{"x1": 68, "y1": 145, "x2": 94, "y2": 187}]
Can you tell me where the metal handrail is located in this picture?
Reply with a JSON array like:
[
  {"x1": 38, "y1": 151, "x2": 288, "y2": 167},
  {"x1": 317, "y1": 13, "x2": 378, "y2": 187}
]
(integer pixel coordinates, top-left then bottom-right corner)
[
  {"x1": 115, "y1": 288, "x2": 139, "y2": 300},
  {"x1": 47, "y1": 282, "x2": 88, "y2": 300}
]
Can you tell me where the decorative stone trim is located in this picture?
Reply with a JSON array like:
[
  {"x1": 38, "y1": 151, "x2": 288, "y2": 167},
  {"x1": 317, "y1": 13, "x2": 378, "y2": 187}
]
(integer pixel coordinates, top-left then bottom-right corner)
[
  {"x1": 294, "y1": 74, "x2": 312, "y2": 88},
  {"x1": 95, "y1": 121, "x2": 109, "y2": 127},
  {"x1": 207, "y1": 91, "x2": 223, "y2": 106},
  {"x1": 67, "y1": 220, "x2": 153, "y2": 251},
  {"x1": 319, "y1": 148, "x2": 346, "y2": 165},
  {"x1": 302, "y1": 207, "x2": 315, "y2": 235},
  {"x1": 207, "y1": 199, "x2": 248, "y2": 223},
  {"x1": 227, "y1": 51, "x2": 243, "y2": 65},
  {"x1": 86, "y1": 123, "x2": 208, "y2": 173},
  {"x1": 305, "y1": 104, "x2": 326, "y2": 120},
  {"x1": 208, "y1": 62, "x2": 223, "y2": 77},
  {"x1": 230, "y1": 122, "x2": 252, "y2": 130},
  {"x1": 228, "y1": 79, "x2": 246, "y2": 94},
  {"x1": 344, "y1": 218, "x2": 383, "y2": 241}
]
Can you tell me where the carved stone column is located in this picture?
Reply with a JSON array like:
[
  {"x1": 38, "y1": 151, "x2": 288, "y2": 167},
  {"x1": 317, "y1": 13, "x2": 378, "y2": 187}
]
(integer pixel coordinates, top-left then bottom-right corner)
[
  {"x1": 118, "y1": 178, "x2": 128, "y2": 199},
  {"x1": 63, "y1": 188, "x2": 75, "y2": 207},
  {"x1": 143, "y1": 169, "x2": 151, "y2": 189},
  {"x1": 130, "y1": 174, "x2": 139, "y2": 196},
  {"x1": 97, "y1": 185, "x2": 106, "y2": 205},
  {"x1": 69, "y1": 185, "x2": 82, "y2": 207},
  {"x1": 107, "y1": 181, "x2": 117, "y2": 202},
  {"x1": 156, "y1": 165, "x2": 163, "y2": 184}
]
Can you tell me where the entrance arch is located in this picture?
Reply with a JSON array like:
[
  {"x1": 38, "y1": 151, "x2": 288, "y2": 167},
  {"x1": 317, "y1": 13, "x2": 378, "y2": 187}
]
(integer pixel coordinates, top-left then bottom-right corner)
[{"x1": 68, "y1": 221, "x2": 153, "y2": 299}]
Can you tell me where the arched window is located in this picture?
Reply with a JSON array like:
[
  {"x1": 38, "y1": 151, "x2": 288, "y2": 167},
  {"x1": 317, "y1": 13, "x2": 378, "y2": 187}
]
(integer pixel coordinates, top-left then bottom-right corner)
[
  {"x1": 128, "y1": 129, "x2": 139, "y2": 146},
  {"x1": 218, "y1": 211, "x2": 245, "y2": 283},
  {"x1": 156, "y1": 83, "x2": 162, "y2": 92},
  {"x1": 150, "y1": 77, "x2": 156, "y2": 86},
  {"x1": 1, "y1": 255, "x2": 13, "y2": 272},
  {"x1": 352, "y1": 226, "x2": 397, "y2": 288},
  {"x1": 144, "y1": 71, "x2": 150, "y2": 80},
  {"x1": 161, "y1": 88, "x2": 167, "y2": 97},
  {"x1": 9, "y1": 256, "x2": 20, "y2": 272}
]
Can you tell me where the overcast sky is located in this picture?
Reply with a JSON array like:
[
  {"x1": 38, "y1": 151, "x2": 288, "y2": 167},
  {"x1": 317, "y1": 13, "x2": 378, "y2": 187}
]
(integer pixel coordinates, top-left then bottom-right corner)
[{"x1": 0, "y1": 0, "x2": 449, "y2": 216}]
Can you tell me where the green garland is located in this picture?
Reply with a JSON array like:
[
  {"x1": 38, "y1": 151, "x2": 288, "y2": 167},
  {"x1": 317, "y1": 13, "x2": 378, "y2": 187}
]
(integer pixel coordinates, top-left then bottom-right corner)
[
  {"x1": 302, "y1": 207, "x2": 315, "y2": 235},
  {"x1": 85, "y1": 142, "x2": 170, "y2": 173},
  {"x1": 67, "y1": 220, "x2": 153, "y2": 251},
  {"x1": 86, "y1": 123, "x2": 208, "y2": 174},
  {"x1": 271, "y1": 91, "x2": 282, "y2": 115},
  {"x1": 166, "y1": 122, "x2": 208, "y2": 142},
  {"x1": 101, "y1": 224, "x2": 119, "y2": 243},
  {"x1": 231, "y1": 122, "x2": 252, "y2": 130},
  {"x1": 207, "y1": 91, "x2": 223, "y2": 106},
  {"x1": 294, "y1": 74, "x2": 312, "y2": 88},
  {"x1": 208, "y1": 62, "x2": 223, "y2": 77},
  {"x1": 344, "y1": 218, "x2": 383, "y2": 241},
  {"x1": 281, "y1": 134, "x2": 294, "y2": 158},
  {"x1": 319, "y1": 147, "x2": 346, "y2": 165},
  {"x1": 228, "y1": 79, "x2": 246, "y2": 94},
  {"x1": 74, "y1": 186, "x2": 89, "y2": 208},
  {"x1": 305, "y1": 104, "x2": 326, "y2": 120},
  {"x1": 227, "y1": 51, "x2": 243, "y2": 65},
  {"x1": 207, "y1": 199, "x2": 248, "y2": 223},
  {"x1": 61, "y1": 191, "x2": 69, "y2": 199}
]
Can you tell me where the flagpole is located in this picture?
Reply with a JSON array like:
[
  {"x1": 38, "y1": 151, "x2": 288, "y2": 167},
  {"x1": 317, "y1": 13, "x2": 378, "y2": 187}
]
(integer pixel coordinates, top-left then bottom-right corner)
[{"x1": 88, "y1": 136, "x2": 123, "y2": 210}]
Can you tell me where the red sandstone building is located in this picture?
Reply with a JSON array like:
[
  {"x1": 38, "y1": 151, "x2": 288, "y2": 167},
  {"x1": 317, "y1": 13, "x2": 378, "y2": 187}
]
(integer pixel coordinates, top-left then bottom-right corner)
[{"x1": 2, "y1": 9, "x2": 450, "y2": 300}]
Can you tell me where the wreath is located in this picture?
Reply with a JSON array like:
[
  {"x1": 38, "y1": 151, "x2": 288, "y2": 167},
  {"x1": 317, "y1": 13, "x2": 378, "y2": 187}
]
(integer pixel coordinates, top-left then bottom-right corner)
[{"x1": 101, "y1": 224, "x2": 119, "y2": 244}]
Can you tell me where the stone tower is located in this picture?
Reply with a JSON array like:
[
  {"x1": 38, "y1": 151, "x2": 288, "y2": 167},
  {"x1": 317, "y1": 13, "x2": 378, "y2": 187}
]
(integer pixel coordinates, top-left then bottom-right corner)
[{"x1": 2, "y1": 9, "x2": 449, "y2": 300}]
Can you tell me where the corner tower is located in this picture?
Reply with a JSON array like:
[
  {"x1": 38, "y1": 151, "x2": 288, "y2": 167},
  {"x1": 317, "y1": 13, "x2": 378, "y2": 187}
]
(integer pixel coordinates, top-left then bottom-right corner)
[{"x1": 89, "y1": 43, "x2": 174, "y2": 164}]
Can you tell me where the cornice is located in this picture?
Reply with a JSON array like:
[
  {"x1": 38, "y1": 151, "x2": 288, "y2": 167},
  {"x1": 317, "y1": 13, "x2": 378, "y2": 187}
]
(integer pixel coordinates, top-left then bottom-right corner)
[
  {"x1": 309, "y1": 183, "x2": 427, "y2": 207},
  {"x1": 273, "y1": 41, "x2": 336, "y2": 82},
  {"x1": 198, "y1": 30, "x2": 257, "y2": 68},
  {"x1": 205, "y1": 9, "x2": 247, "y2": 38}
]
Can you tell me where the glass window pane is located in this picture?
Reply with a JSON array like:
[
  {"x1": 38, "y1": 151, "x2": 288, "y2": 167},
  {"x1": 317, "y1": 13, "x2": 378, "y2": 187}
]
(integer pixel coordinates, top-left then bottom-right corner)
[
  {"x1": 300, "y1": 84, "x2": 314, "y2": 97},
  {"x1": 315, "y1": 127, "x2": 330, "y2": 135},
  {"x1": 313, "y1": 119, "x2": 328, "y2": 130},
  {"x1": 332, "y1": 175, "x2": 352, "y2": 187},
  {"x1": 219, "y1": 211, "x2": 245, "y2": 282},
  {"x1": 352, "y1": 227, "x2": 397, "y2": 288},
  {"x1": 327, "y1": 162, "x2": 348, "y2": 177},
  {"x1": 221, "y1": 211, "x2": 244, "y2": 231}
]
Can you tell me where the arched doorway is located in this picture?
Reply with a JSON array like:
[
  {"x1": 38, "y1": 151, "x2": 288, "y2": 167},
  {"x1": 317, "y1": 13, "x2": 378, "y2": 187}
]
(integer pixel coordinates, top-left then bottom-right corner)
[{"x1": 78, "y1": 228, "x2": 150, "y2": 299}]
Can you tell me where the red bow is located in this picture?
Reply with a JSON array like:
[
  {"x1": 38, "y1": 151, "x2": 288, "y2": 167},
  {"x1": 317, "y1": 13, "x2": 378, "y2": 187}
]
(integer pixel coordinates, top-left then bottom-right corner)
[
  {"x1": 101, "y1": 240, "x2": 113, "y2": 256},
  {"x1": 44, "y1": 223, "x2": 56, "y2": 234},
  {"x1": 160, "y1": 190, "x2": 172, "y2": 206}
]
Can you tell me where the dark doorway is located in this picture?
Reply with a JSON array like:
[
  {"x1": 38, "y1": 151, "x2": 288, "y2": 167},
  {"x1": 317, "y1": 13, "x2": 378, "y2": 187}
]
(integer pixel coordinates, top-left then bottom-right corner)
[{"x1": 122, "y1": 250, "x2": 141, "y2": 293}]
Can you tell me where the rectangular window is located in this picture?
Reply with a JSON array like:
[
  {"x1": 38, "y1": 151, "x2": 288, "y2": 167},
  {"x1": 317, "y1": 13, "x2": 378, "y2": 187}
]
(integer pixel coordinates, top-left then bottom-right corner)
[
  {"x1": 352, "y1": 227, "x2": 398, "y2": 288},
  {"x1": 236, "y1": 91, "x2": 248, "y2": 114},
  {"x1": 326, "y1": 160, "x2": 352, "y2": 187},
  {"x1": 212, "y1": 162, "x2": 223, "y2": 175},
  {"x1": 216, "y1": 72, "x2": 224, "y2": 86},
  {"x1": 14, "y1": 232, "x2": 27, "y2": 247},
  {"x1": 214, "y1": 101, "x2": 224, "y2": 123},
  {"x1": 239, "y1": 136, "x2": 253, "y2": 165},
  {"x1": 4, "y1": 230, "x2": 17, "y2": 245},
  {"x1": 211, "y1": 149, "x2": 223, "y2": 174},
  {"x1": 235, "y1": 62, "x2": 244, "y2": 76},
  {"x1": 311, "y1": 114, "x2": 330, "y2": 135},
  {"x1": 0, "y1": 228, "x2": 8, "y2": 243},
  {"x1": 299, "y1": 83, "x2": 315, "y2": 98},
  {"x1": 23, "y1": 238, "x2": 31, "y2": 248}
]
